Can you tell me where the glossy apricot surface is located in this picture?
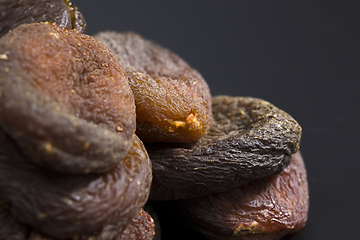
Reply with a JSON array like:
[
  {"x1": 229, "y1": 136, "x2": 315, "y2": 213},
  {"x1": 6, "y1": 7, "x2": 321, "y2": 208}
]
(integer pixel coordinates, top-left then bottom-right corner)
[{"x1": 95, "y1": 31, "x2": 212, "y2": 143}]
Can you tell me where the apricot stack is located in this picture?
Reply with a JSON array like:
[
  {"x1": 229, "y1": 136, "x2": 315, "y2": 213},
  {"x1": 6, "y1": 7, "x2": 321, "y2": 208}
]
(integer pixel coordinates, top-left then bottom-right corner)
[{"x1": 0, "y1": 1, "x2": 308, "y2": 240}]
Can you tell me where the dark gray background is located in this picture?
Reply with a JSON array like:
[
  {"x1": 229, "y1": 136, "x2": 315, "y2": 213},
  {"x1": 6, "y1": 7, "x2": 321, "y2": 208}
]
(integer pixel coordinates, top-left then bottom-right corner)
[{"x1": 71, "y1": 1, "x2": 360, "y2": 239}]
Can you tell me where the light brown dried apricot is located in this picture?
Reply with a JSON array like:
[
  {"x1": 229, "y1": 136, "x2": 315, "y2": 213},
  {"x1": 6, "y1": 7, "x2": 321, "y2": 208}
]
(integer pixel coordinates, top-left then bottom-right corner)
[
  {"x1": 0, "y1": 22, "x2": 136, "y2": 174},
  {"x1": 95, "y1": 31, "x2": 212, "y2": 143}
]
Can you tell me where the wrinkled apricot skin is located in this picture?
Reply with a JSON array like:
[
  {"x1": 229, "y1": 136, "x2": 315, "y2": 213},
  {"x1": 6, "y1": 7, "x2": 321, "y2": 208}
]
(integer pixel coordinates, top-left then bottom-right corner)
[
  {"x1": 115, "y1": 208, "x2": 156, "y2": 240},
  {"x1": 0, "y1": 0, "x2": 86, "y2": 37},
  {"x1": 1, "y1": 206, "x2": 159, "y2": 240},
  {"x1": 25, "y1": 208, "x2": 155, "y2": 240},
  {"x1": 148, "y1": 96, "x2": 302, "y2": 200},
  {"x1": 95, "y1": 31, "x2": 212, "y2": 143},
  {"x1": 143, "y1": 203, "x2": 161, "y2": 240},
  {"x1": 0, "y1": 22, "x2": 136, "y2": 174},
  {"x1": 0, "y1": 131, "x2": 152, "y2": 239},
  {"x1": 0, "y1": 201, "x2": 27, "y2": 240},
  {"x1": 176, "y1": 152, "x2": 309, "y2": 240}
]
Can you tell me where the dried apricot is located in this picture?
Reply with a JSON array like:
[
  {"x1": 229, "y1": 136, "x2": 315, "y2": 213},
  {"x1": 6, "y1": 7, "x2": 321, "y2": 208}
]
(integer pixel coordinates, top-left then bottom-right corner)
[
  {"x1": 143, "y1": 203, "x2": 161, "y2": 240},
  {"x1": 0, "y1": 200, "x2": 27, "y2": 240},
  {"x1": 147, "y1": 96, "x2": 302, "y2": 200},
  {"x1": 0, "y1": 0, "x2": 86, "y2": 37},
  {"x1": 115, "y1": 208, "x2": 156, "y2": 240},
  {"x1": 26, "y1": 208, "x2": 156, "y2": 240},
  {"x1": 0, "y1": 131, "x2": 152, "y2": 239},
  {"x1": 175, "y1": 152, "x2": 309, "y2": 240},
  {"x1": 95, "y1": 31, "x2": 212, "y2": 143},
  {"x1": 0, "y1": 22, "x2": 136, "y2": 174}
]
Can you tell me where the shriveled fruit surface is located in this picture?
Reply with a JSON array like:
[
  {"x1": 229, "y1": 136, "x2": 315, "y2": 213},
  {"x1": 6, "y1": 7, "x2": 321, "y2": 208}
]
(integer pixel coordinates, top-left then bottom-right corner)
[
  {"x1": 147, "y1": 96, "x2": 302, "y2": 200},
  {"x1": 143, "y1": 203, "x2": 161, "y2": 240},
  {"x1": 27, "y1": 232, "x2": 55, "y2": 240},
  {"x1": 0, "y1": 131, "x2": 152, "y2": 240},
  {"x1": 95, "y1": 31, "x2": 212, "y2": 143},
  {"x1": 115, "y1": 208, "x2": 155, "y2": 240},
  {"x1": 0, "y1": 0, "x2": 86, "y2": 37},
  {"x1": 0, "y1": 200, "x2": 27, "y2": 240},
  {"x1": 176, "y1": 152, "x2": 309, "y2": 240},
  {"x1": 26, "y1": 208, "x2": 156, "y2": 240},
  {"x1": 0, "y1": 22, "x2": 136, "y2": 174}
]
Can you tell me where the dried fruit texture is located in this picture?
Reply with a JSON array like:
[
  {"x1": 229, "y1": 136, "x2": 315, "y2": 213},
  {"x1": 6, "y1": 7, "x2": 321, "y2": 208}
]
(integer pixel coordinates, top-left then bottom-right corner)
[
  {"x1": 0, "y1": 0, "x2": 86, "y2": 37},
  {"x1": 143, "y1": 203, "x2": 161, "y2": 240},
  {"x1": 177, "y1": 152, "x2": 309, "y2": 240},
  {"x1": 0, "y1": 131, "x2": 152, "y2": 240},
  {"x1": 115, "y1": 208, "x2": 155, "y2": 240},
  {"x1": 94, "y1": 31, "x2": 212, "y2": 143},
  {"x1": 27, "y1": 233, "x2": 53, "y2": 240},
  {"x1": 0, "y1": 22, "x2": 136, "y2": 174},
  {"x1": 147, "y1": 96, "x2": 302, "y2": 200},
  {"x1": 0, "y1": 200, "x2": 27, "y2": 240},
  {"x1": 26, "y1": 208, "x2": 156, "y2": 240}
]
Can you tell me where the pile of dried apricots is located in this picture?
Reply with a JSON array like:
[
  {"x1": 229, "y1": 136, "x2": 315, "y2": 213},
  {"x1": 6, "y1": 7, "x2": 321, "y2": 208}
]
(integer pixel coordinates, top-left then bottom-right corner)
[{"x1": 0, "y1": 1, "x2": 309, "y2": 240}]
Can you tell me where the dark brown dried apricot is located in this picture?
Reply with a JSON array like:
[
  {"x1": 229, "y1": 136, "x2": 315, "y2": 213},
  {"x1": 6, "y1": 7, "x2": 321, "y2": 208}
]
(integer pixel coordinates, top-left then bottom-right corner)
[
  {"x1": 0, "y1": 0, "x2": 86, "y2": 37},
  {"x1": 26, "y1": 208, "x2": 156, "y2": 240},
  {"x1": 0, "y1": 131, "x2": 152, "y2": 240},
  {"x1": 0, "y1": 22, "x2": 136, "y2": 174},
  {"x1": 0, "y1": 200, "x2": 27, "y2": 240},
  {"x1": 175, "y1": 152, "x2": 309, "y2": 240},
  {"x1": 95, "y1": 31, "x2": 212, "y2": 143},
  {"x1": 148, "y1": 96, "x2": 302, "y2": 200},
  {"x1": 27, "y1": 232, "x2": 53, "y2": 240}
]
